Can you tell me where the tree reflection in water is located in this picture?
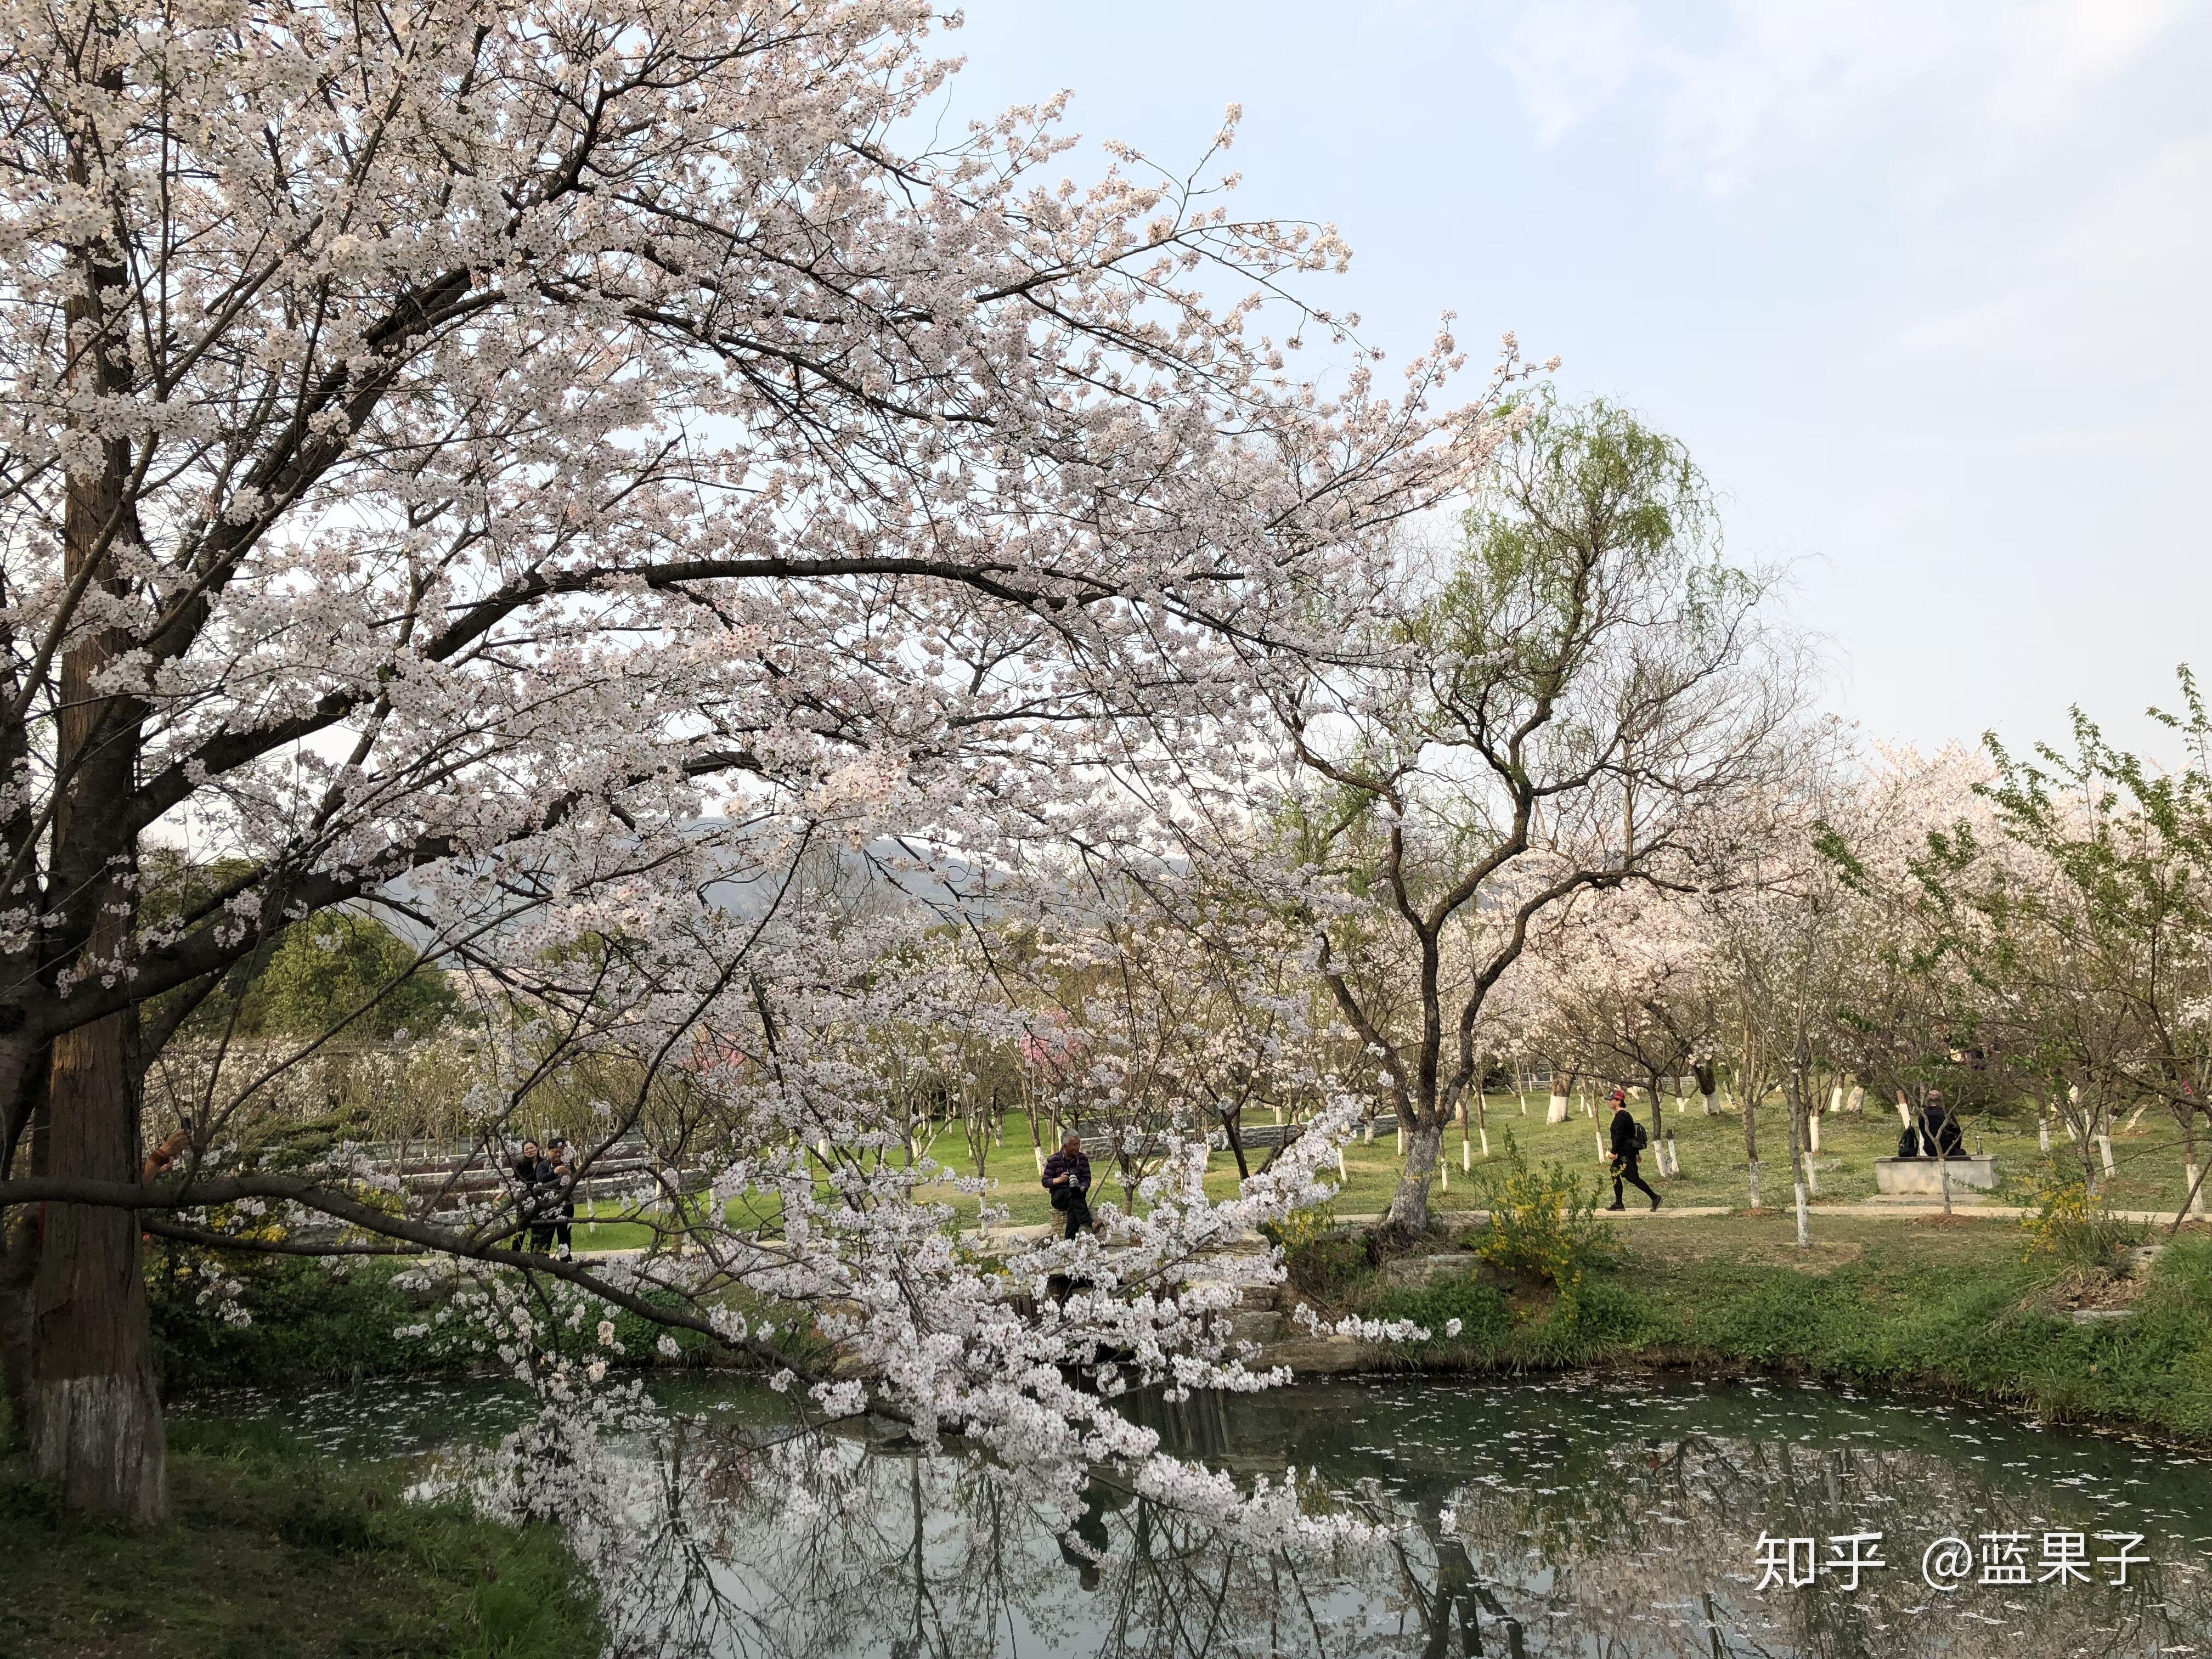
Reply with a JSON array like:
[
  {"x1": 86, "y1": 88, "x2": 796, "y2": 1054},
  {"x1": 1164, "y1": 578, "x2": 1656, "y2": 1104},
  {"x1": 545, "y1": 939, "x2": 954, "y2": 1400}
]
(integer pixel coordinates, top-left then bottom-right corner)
[{"x1": 541, "y1": 1378, "x2": 2210, "y2": 1659}]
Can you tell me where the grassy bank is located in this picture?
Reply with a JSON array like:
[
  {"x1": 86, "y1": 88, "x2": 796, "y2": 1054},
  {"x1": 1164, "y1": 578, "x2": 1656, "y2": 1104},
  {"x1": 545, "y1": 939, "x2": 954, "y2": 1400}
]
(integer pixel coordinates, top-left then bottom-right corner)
[
  {"x1": 0, "y1": 1416, "x2": 603, "y2": 1659},
  {"x1": 1337, "y1": 1211, "x2": 2212, "y2": 1441},
  {"x1": 898, "y1": 1090, "x2": 2208, "y2": 1228},
  {"x1": 150, "y1": 1249, "x2": 733, "y2": 1392}
]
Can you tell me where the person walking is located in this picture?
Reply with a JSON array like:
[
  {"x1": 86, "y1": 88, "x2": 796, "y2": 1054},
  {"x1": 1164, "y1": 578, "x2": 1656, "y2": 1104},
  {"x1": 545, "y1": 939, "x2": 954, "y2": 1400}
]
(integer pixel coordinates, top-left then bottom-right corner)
[
  {"x1": 1041, "y1": 1130, "x2": 1093, "y2": 1239},
  {"x1": 1606, "y1": 1090, "x2": 1660, "y2": 1212}
]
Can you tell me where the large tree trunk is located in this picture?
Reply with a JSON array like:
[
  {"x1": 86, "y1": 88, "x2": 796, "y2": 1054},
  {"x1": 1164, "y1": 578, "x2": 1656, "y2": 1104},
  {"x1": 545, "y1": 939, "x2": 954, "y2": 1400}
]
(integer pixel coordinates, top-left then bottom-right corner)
[
  {"x1": 1387, "y1": 1118, "x2": 1443, "y2": 1232},
  {"x1": 25, "y1": 1019, "x2": 164, "y2": 1523},
  {"x1": 22, "y1": 118, "x2": 165, "y2": 1520}
]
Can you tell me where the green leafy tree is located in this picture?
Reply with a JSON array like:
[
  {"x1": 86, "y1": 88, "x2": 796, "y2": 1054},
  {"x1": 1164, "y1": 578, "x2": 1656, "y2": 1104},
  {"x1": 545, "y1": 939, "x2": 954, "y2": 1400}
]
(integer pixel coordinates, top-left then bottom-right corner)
[
  {"x1": 1283, "y1": 394, "x2": 1798, "y2": 1233},
  {"x1": 234, "y1": 912, "x2": 458, "y2": 1042}
]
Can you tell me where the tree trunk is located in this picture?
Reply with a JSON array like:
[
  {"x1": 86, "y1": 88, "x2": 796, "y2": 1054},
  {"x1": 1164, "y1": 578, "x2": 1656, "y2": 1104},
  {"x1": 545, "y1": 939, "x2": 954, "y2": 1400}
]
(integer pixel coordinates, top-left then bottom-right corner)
[
  {"x1": 0, "y1": 1039, "x2": 52, "y2": 1439},
  {"x1": 1223, "y1": 1106, "x2": 1250, "y2": 1180},
  {"x1": 1786, "y1": 1062, "x2": 1810, "y2": 1248},
  {"x1": 26, "y1": 1016, "x2": 165, "y2": 1524},
  {"x1": 24, "y1": 132, "x2": 165, "y2": 1520},
  {"x1": 1739, "y1": 1087, "x2": 1760, "y2": 1209},
  {"x1": 2180, "y1": 1108, "x2": 2205, "y2": 1221},
  {"x1": 1387, "y1": 1118, "x2": 1442, "y2": 1233}
]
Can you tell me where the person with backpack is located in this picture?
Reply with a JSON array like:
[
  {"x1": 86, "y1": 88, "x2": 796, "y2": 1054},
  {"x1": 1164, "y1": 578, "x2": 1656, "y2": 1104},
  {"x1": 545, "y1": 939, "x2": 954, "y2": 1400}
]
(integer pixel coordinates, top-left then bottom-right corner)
[{"x1": 1606, "y1": 1090, "x2": 1661, "y2": 1211}]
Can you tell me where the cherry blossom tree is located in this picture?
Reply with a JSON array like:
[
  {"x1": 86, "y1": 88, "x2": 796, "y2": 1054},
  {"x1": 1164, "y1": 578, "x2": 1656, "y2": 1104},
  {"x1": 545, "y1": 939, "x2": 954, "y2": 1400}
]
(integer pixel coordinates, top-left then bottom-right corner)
[
  {"x1": 0, "y1": 0, "x2": 1502, "y2": 1521},
  {"x1": 1018, "y1": 868, "x2": 1333, "y2": 1192},
  {"x1": 1926, "y1": 682, "x2": 2212, "y2": 1216},
  {"x1": 1514, "y1": 882, "x2": 1715, "y2": 1164}
]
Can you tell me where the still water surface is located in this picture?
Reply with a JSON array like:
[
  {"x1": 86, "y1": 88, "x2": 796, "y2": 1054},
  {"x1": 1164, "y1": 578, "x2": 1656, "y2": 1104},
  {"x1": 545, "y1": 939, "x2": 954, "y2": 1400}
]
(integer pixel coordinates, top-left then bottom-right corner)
[{"x1": 182, "y1": 1375, "x2": 2212, "y2": 1658}]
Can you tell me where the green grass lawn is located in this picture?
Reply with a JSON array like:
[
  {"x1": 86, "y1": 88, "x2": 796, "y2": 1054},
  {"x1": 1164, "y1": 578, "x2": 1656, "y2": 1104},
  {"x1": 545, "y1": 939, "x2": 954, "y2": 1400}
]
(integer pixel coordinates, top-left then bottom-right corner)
[
  {"x1": 556, "y1": 1091, "x2": 2202, "y2": 1251},
  {"x1": 889, "y1": 1091, "x2": 2207, "y2": 1227},
  {"x1": 1357, "y1": 1212, "x2": 2212, "y2": 1442},
  {"x1": 0, "y1": 1416, "x2": 602, "y2": 1659}
]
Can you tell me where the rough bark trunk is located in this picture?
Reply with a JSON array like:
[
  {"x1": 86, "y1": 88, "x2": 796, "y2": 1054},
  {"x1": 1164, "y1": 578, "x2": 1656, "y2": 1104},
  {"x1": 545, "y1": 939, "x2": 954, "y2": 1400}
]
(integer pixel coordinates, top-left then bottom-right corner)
[
  {"x1": 26, "y1": 1015, "x2": 164, "y2": 1523},
  {"x1": 1387, "y1": 1118, "x2": 1443, "y2": 1233},
  {"x1": 23, "y1": 117, "x2": 165, "y2": 1520},
  {"x1": 0, "y1": 1037, "x2": 50, "y2": 1437}
]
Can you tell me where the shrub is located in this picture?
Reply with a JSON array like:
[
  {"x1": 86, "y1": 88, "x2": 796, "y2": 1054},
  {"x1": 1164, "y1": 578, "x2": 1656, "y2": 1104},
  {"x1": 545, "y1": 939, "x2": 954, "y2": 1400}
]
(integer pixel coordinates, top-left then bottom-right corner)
[
  {"x1": 148, "y1": 1251, "x2": 456, "y2": 1392},
  {"x1": 1259, "y1": 1199, "x2": 1337, "y2": 1253},
  {"x1": 1469, "y1": 1133, "x2": 1618, "y2": 1311},
  {"x1": 2021, "y1": 1161, "x2": 2142, "y2": 1270},
  {"x1": 1373, "y1": 1279, "x2": 1514, "y2": 1348}
]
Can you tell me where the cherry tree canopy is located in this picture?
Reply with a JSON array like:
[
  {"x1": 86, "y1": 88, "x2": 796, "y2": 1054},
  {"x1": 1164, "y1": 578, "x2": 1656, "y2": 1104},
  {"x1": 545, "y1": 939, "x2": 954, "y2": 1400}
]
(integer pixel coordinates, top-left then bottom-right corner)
[{"x1": 0, "y1": 0, "x2": 1503, "y2": 1521}]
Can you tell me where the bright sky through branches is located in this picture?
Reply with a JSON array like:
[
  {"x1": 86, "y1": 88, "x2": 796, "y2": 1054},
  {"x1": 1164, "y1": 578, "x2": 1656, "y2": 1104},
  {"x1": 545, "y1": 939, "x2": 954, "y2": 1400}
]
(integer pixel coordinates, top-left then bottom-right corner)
[{"x1": 938, "y1": 0, "x2": 2212, "y2": 761}]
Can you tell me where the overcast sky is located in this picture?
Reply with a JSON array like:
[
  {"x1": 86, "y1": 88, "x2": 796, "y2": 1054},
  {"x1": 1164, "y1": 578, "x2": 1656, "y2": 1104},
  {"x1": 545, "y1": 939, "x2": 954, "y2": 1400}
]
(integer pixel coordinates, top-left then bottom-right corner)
[{"x1": 934, "y1": 1, "x2": 2210, "y2": 763}]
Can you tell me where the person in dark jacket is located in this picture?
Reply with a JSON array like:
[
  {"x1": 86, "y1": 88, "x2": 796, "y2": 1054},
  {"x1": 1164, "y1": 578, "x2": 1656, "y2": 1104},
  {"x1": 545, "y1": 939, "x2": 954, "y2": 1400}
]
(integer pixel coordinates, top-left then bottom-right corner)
[
  {"x1": 1041, "y1": 1131, "x2": 1093, "y2": 1239},
  {"x1": 508, "y1": 1139, "x2": 544, "y2": 1250},
  {"x1": 1916, "y1": 1092, "x2": 1966, "y2": 1159},
  {"x1": 1606, "y1": 1091, "x2": 1660, "y2": 1211},
  {"x1": 541, "y1": 1136, "x2": 577, "y2": 1260}
]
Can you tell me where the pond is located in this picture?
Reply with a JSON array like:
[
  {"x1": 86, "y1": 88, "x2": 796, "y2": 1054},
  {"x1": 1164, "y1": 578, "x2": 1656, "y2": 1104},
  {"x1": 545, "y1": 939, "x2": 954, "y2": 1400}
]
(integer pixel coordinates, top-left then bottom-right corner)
[{"x1": 178, "y1": 1374, "x2": 2212, "y2": 1658}]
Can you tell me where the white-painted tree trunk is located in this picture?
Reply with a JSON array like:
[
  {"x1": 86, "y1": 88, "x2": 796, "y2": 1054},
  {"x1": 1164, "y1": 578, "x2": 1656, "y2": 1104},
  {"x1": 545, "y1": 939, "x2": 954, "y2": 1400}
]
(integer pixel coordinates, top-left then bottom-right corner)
[
  {"x1": 1701, "y1": 1088, "x2": 1718, "y2": 1117},
  {"x1": 2097, "y1": 1134, "x2": 2115, "y2": 1175},
  {"x1": 1748, "y1": 1159, "x2": 1763, "y2": 1210},
  {"x1": 1846, "y1": 1085, "x2": 1864, "y2": 1115},
  {"x1": 1795, "y1": 1181, "x2": 1810, "y2": 1248},
  {"x1": 1808, "y1": 1114, "x2": 1821, "y2": 1155},
  {"x1": 1386, "y1": 1120, "x2": 1445, "y2": 1232},
  {"x1": 2038, "y1": 1114, "x2": 2050, "y2": 1154},
  {"x1": 1547, "y1": 1090, "x2": 1570, "y2": 1125},
  {"x1": 2185, "y1": 1161, "x2": 2204, "y2": 1219}
]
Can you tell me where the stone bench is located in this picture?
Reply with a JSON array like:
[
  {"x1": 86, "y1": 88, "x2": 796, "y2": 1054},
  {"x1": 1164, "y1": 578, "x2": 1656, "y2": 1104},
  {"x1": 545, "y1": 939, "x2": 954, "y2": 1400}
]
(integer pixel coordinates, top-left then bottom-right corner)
[{"x1": 1875, "y1": 1155, "x2": 2000, "y2": 1194}]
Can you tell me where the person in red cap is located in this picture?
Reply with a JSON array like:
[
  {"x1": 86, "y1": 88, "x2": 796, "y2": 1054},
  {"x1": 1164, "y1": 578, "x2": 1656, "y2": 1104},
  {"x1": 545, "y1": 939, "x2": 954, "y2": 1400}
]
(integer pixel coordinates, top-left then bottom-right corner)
[{"x1": 1606, "y1": 1090, "x2": 1660, "y2": 1211}]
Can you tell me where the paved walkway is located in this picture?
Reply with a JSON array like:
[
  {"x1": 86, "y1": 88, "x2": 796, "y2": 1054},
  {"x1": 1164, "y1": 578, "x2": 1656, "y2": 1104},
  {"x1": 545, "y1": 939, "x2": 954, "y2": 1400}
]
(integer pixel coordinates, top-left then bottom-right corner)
[
  {"x1": 1332, "y1": 1201, "x2": 2191, "y2": 1226},
  {"x1": 562, "y1": 1195, "x2": 2198, "y2": 1262}
]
